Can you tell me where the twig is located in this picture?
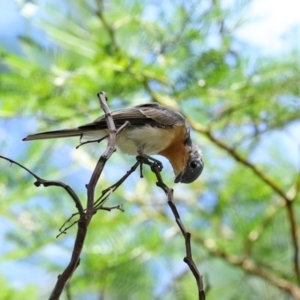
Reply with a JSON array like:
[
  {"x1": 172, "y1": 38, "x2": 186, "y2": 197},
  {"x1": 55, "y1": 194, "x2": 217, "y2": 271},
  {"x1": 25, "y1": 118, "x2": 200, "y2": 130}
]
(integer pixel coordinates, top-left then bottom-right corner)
[
  {"x1": 2, "y1": 90, "x2": 205, "y2": 299},
  {"x1": 86, "y1": 92, "x2": 116, "y2": 216},
  {"x1": 138, "y1": 156, "x2": 205, "y2": 300},
  {"x1": 76, "y1": 135, "x2": 108, "y2": 149},
  {"x1": 57, "y1": 214, "x2": 80, "y2": 238},
  {"x1": 0, "y1": 155, "x2": 84, "y2": 216},
  {"x1": 99, "y1": 204, "x2": 124, "y2": 212},
  {"x1": 49, "y1": 92, "x2": 119, "y2": 299},
  {"x1": 94, "y1": 160, "x2": 140, "y2": 209},
  {"x1": 0, "y1": 155, "x2": 87, "y2": 299},
  {"x1": 57, "y1": 153, "x2": 136, "y2": 236}
]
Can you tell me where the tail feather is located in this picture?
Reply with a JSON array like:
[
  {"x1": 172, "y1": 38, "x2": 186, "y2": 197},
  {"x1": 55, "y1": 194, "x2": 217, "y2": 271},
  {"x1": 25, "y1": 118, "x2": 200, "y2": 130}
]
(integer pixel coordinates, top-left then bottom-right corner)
[{"x1": 23, "y1": 128, "x2": 87, "y2": 141}]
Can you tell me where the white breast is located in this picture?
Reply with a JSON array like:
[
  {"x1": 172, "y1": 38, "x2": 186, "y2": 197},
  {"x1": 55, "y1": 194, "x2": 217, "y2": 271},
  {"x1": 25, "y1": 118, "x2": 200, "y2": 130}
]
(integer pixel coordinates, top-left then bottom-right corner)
[
  {"x1": 81, "y1": 126, "x2": 176, "y2": 156},
  {"x1": 117, "y1": 126, "x2": 175, "y2": 155}
]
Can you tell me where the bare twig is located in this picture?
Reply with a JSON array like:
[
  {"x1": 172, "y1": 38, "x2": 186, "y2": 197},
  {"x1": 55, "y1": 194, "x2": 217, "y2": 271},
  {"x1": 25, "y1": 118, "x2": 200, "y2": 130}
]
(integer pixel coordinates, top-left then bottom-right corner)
[
  {"x1": 0, "y1": 155, "x2": 84, "y2": 216},
  {"x1": 76, "y1": 135, "x2": 108, "y2": 149},
  {"x1": 94, "y1": 160, "x2": 140, "y2": 209},
  {"x1": 86, "y1": 92, "x2": 116, "y2": 216},
  {"x1": 57, "y1": 152, "x2": 136, "y2": 236},
  {"x1": 2, "y1": 90, "x2": 205, "y2": 299},
  {"x1": 57, "y1": 214, "x2": 80, "y2": 238},
  {"x1": 142, "y1": 78, "x2": 300, "y2": 295},
  {"x1": 138, "y1": 156, "x2": 205, "y2": 300},
  {"x1": 49, "y1": 92, "x2": 119, "y2": 299},
  {"x1": 0, "y1": 155, "x2": 87, "y2": 299}
]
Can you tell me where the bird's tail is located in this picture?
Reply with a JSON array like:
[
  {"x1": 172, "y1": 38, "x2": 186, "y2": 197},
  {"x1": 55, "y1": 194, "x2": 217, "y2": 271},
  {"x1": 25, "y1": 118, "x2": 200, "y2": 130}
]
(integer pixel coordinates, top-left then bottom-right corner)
[{"x1": 23, "y1": 128, "x2": 90, "y2": 141}]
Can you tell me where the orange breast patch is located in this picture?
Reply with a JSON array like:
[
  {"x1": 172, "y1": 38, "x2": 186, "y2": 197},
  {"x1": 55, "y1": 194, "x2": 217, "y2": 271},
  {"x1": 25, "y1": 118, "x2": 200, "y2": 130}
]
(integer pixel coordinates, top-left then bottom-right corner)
[{"x1": 158, "y1": 125, "x2": 189, "y2": 176}]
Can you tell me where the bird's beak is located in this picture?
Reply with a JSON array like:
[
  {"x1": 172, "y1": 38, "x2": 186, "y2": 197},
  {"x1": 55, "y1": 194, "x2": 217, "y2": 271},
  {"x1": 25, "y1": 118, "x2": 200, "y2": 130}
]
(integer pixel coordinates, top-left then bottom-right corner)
[{"x1": 174, "y1": 172, "x2": 183, "y2": 183}]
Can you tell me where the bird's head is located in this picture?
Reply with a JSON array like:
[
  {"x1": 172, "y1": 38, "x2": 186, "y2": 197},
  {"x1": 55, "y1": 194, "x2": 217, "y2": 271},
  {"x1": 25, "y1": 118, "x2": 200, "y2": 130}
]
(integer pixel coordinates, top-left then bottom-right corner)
[{"x1": 174, "y1": 145, "x2": 204, "y2": 184}]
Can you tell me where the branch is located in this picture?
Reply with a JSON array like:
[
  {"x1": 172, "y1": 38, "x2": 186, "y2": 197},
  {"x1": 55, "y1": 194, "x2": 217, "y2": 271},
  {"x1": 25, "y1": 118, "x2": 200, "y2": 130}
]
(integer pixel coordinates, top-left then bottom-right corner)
[
  {"x1": 86, "y1": 92, "x2": 116, "y2": 216},
  {"x1": 0, "y1": 156, "x2": 88, "y2": 300},
  {"x1": 0, "y1": 155, "x2": 84, "y2": 216},
  {"x1": 94, "y1": 160, "x2": 140, "y2": 210},
  {"x1": 138, "y1": 157, "x2": 206, "y2": 300},
  {"x1": 142, "y1": 79, "x2": 300, "y2": 291},
  {"x1": 49, "y1": 91, "x2": 119, "y2": 299},
  {"x1": 4, "y1": 91, "x2": 201, "y2": 300},
  {"x1": 58, "y1": 148, "x2": 135, "y2": 236}
]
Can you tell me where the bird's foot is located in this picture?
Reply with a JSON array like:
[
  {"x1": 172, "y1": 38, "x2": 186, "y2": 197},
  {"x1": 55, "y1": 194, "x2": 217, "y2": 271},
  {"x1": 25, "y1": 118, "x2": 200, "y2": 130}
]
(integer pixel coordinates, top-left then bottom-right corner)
[{"x1": 136, "y1": 155, "x2": 163, "y2": 178}]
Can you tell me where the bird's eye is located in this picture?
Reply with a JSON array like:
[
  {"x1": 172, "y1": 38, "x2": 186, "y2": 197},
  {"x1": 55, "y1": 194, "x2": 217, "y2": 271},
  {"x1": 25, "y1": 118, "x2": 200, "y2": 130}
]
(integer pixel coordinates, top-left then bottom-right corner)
[{"x1": 190, "y1": 161, "x2": 198, "y2": 169}]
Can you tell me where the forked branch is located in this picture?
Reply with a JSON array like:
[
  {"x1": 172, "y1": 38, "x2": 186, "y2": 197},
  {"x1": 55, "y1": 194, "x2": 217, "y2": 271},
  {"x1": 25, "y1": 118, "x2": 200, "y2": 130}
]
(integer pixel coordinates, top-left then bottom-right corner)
[{"x1": 1, "y1": 92, "x2": 204, "y2": 300}]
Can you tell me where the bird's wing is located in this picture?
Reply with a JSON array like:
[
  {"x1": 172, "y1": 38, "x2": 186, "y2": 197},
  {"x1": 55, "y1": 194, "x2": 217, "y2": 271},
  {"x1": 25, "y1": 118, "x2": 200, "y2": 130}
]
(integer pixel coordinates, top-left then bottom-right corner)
[
  {"x1": 79, "y1": 103, "x2": 186, "y2": 130},
  {"x1": 23, "y1": 103, "x2": 188, "y2": 141}
]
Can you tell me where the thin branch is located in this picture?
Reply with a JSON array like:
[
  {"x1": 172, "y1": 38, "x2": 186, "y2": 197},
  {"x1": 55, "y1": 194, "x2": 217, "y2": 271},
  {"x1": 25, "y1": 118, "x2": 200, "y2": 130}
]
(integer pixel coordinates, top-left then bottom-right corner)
[
  {"x1": 0, "y1": 155, "x2": 84, "y2": 216},
  {"x1": 94, "y1": 160, "x2": 140, "y2": 209},
  {"x1": 138, "y1": 156, "x2": 205, "y2": 300},
  {"x1": 49, "y1": 92, "x2": 119, "y2": 299},
  {"x1": 86, "y1": 92, "x2": 118, "y2": 217},
  {"x1": 57, "y1": 215, "x2": 80, "y2": 238},
  {"x1": 57, "y1": 153, "x2": 136, "y2": 236},
  {"x1": 2, "y1": 92, "x2": 205, "y2": 300},
  {"x1": 76, "y1": 135, "x2": 108, "y2": 149},
  {"x1": 0, "y1": 155, "x2": 40, "y2": 181},
  {"x1": 142, "y1": 79, "x2": 300, "y2": 291},
  {"x1": 0, "y1": 155, "x2": 88, "y2": 299},
  {"x1": 98, "y1": 204, "x2": 124, "y2": 212}
]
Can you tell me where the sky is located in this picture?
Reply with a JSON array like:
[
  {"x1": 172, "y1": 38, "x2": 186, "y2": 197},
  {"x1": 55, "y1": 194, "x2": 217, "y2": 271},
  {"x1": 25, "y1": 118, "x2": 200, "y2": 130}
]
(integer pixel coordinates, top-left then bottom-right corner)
[{"x1": 237, "y1": 0, "x2": 300, "y2": 53}]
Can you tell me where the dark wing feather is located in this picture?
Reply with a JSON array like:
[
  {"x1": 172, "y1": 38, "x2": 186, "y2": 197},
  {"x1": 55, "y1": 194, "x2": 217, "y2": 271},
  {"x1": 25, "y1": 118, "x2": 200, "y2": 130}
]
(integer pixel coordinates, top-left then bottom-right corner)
[
  {"x1": 23, "y1": 103, "x2": 188, "y2": 141},
  {"x1": 79, "y1": 103, "x2": 186, "y2": 130},
  {"x1": 135, "y1": 103, "x2": 185, "y2": 126}
]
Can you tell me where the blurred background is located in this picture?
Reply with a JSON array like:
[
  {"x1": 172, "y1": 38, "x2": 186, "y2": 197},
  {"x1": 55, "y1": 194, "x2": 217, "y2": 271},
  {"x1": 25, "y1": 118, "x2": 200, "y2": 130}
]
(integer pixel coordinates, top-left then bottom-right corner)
[{"x1": 1, "y1": 0, "x2": 300, "y2": 299}]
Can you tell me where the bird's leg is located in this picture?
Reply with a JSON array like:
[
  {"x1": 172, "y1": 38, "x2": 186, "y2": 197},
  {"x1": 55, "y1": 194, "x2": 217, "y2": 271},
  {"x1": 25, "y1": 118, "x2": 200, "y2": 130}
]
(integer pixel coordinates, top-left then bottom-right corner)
[
  {"x1": 139, "y1": 160, "x2": 144, "y2": 178},
  {"x1": 136, "y1": 154, "x2": 163, "y2": 175}
]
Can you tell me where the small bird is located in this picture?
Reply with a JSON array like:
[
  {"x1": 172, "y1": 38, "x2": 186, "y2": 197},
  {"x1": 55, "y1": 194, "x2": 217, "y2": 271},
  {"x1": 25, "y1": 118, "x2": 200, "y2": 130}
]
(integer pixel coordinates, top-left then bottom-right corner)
[{"x1": 23, "y1": 103, "x2": 204, "y2": 183}]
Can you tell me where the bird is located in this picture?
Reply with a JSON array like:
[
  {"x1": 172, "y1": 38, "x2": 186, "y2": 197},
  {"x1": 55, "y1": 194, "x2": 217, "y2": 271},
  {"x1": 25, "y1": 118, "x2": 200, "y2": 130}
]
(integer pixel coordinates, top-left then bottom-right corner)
[{"x1": 23, "y1": 103, "x2": 204, "y2": 183}]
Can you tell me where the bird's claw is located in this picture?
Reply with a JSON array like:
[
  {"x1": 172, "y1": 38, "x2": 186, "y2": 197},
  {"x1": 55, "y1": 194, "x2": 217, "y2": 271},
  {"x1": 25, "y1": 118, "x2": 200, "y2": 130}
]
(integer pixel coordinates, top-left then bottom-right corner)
[
  {"x1": 136, "y1": 155, "x2": 163, "y2": 173},
  {"x1": 151, "y1": 160, "x2": 163, "y2": 172}
]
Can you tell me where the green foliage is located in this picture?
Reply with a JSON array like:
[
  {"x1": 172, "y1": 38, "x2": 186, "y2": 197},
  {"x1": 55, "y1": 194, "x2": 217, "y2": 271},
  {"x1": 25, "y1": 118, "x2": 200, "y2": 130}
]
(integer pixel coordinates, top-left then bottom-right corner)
[
  {"x1": 1, "y1": 0, "x2": 300, "y2": 299},
  {"x1": 0, "y1": 276, "x2": 37, "y2": 300}
]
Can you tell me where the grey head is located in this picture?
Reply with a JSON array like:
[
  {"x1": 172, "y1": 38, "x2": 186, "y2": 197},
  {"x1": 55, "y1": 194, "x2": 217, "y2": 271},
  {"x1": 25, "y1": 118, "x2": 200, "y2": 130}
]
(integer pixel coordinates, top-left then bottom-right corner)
[{"x1": 174, "y1": 145, "x2": 204, "y2": 184}]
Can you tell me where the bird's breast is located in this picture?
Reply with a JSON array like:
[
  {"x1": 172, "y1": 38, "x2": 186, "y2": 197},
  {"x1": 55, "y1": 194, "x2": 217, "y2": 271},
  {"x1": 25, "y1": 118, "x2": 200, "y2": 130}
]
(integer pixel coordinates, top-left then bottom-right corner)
[{"x1": 116, "y1": 126, "x2": 178, "y2": 155}]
